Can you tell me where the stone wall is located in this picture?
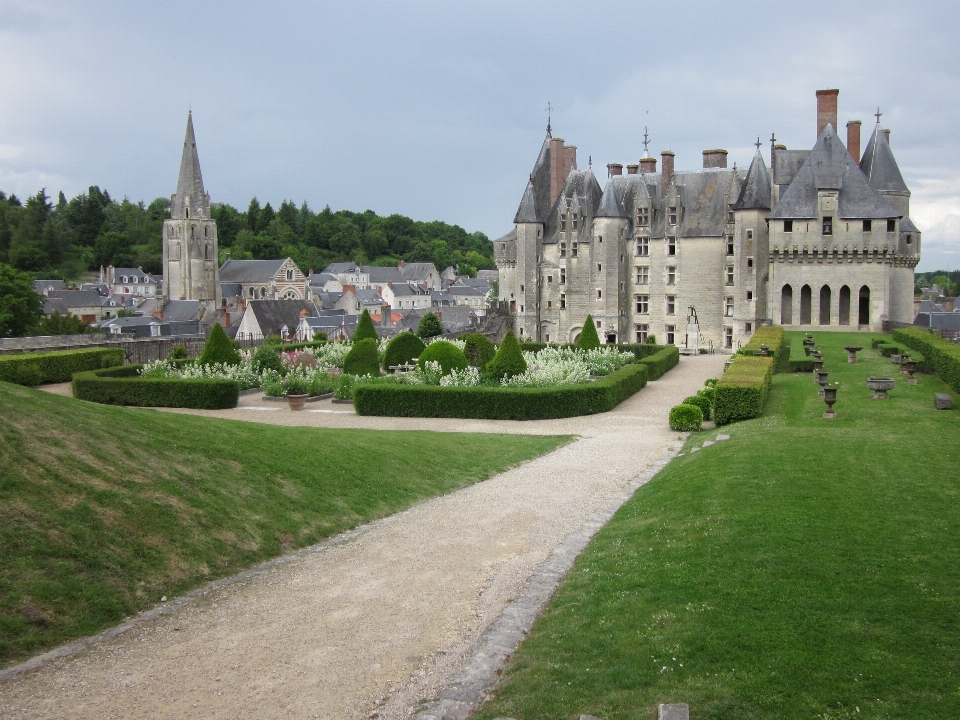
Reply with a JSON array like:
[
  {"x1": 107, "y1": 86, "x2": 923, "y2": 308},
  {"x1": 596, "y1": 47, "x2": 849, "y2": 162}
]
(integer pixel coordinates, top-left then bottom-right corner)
[{"x1": 0, "y1": 335, "x2": 208, "y2": 364}]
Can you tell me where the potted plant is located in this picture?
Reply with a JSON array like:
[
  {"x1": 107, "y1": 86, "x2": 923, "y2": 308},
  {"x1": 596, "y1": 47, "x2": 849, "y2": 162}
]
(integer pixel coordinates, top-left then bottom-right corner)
[{"x1": 283, "y1": 375, "x2": 310, "y2": 410}]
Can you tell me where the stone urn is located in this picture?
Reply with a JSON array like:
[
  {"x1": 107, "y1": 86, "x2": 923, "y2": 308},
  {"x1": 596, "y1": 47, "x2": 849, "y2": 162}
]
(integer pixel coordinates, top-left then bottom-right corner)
[
  {"x1": 287, "y1": 393, "x2": 308, "y2": 410},
  {"x1": 891, "y1": 353, "x2": 902, "y2": 366},
  {"x1": 866, "y1": 377, "x2": 895, "y2": 400},
  {"x1": 843, "y1": 345, "x2": 864, "y2": 364},
  {"x1": 817, "y1": 370, "x2": 829, "y2": 396},
  {"x1": 812, "y1": 358, "x2": 824, "y2": 374},
  {"x1": 758, "y1": 344, "x2": 770, "y2": 357},
  {"x1": 902, "y1": 359, "x2": 918, "y2": 384},
  {"x1": 899, "y1": 353, "x2": 911, "y2": 374},
  {"x1": 823, "y1": 386, "x2": 838, "y2": 419}
]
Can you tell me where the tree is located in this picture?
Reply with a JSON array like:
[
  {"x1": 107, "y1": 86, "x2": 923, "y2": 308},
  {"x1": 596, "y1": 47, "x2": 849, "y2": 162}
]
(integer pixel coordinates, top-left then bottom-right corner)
[
  {"x1": 92, "y1": 230, "x2": 134, "y2": 268},
  {"x1": 485, "y1": 329, "x2": 527, "y2": 380},
  {"x1": 30, "y1": 311, "x2": 92, "y2": 336},
  {"x1": 417, "y1": 312, "x2": 444, "y2": 339},
  {"x1": 577, "y1": 314, "x2": 601, "y2": 350},
  {"x1": 353, "y1": 308, "x2": 379, "y2": 342},
  {"x1": 198, "y1": 323, "x2": 241, "y2": 365},
  {"x1": 0, "y1": 262, "x2": 44, "y2": 337}
]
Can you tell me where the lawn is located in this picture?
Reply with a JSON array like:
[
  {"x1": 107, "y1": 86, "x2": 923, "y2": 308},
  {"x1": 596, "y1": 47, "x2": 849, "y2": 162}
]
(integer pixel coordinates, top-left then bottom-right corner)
[
  {"x1": 475, "y1": 331, "x2": 960, "y2": 720},
  {"x1": 0, "y1": 381, "x2": 571, "y2": 668}
]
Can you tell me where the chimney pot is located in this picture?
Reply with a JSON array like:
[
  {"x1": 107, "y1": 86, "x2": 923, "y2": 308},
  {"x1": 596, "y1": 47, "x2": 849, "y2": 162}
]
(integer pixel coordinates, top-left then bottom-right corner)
[
  {"x1": 702, "y1": 149, "x2": 728, "y2": 169},
  {"x1": 639, "y1": 157, "x2": 657, "y2": 174},
  {"x1": 660, "y1": 151, "x2": 675, "y2": 197},
  {"x1": 846, "y1": 120, "x2": 862, "y2": 163},
  {"x1": 607, "y1": 162, "x2": 623, "y2": 177},
  {"x1": 626, "y1": 164, "x2": 639, "y2": 175},
  {"x1": 883, "y1": 129, "x2": 891, "y2": 144},
  {"x1": 816, "y1": 88, "x2": 840, "y2": 139}
]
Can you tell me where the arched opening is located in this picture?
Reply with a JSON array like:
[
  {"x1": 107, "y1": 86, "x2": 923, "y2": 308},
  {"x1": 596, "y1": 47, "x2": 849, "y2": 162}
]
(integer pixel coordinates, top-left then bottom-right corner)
[
  {"x1": 605, "y1": 332, "x2": 617, "y2": 344},
  {"x1": 819, "y1": 285, "x2": 832, "y2": 325},
  {"x1": 570, "y1": 327, "x2": 582, "y2": 344},
  {"x1": 260, "y1": 287, "x2": 267, "y2": 299},
  {"x1": 780, "y1": 284, "x2": 793, "y2": 325},
  {"x1": 800, "y1": 285, "x2": 812, "y2": 324},
  {"x1": 858, "y1": 285, "x2": 871, "y2": 326},
  {"x1": 839, "y1": 285, "x2": 851, "y2": 325}
]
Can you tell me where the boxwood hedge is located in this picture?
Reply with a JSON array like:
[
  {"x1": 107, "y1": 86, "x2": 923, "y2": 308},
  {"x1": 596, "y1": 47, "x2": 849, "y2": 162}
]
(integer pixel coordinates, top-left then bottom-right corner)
[
  {"x1": 738, "y1": 326, "x2": 786, "y2": 369},
  {"x1": 635, "y1": 346, "x2": 680, "y2": 380},
  {"x1": 72, "y1": 365, "x2": 239, "y2": 409},
  {"x1": 893, "y1": 328, "x2": 960, "y2": 393},
  {"x1": 669, "y1": 403, "x2": 703, "y2": 431},
  {"x1": 353, "y1": 363, "x2": 649, "y2": 420},
  {"x1": 714, "y1": 355, "x2": 775, "y2": 426},
  {"x1": 0, "y1": 347, "x2": 125, "y2": 386}
]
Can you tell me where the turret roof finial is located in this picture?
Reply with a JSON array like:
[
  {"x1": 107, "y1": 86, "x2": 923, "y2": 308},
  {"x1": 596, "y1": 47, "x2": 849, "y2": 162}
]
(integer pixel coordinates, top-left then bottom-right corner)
[
  {"x1": 755, "y1": 136, "x2": 762, "y2": 150},
  {"x1": 546, "y1": 102, "x2": 552, "y2": 136},
  {"x1": 642, "y1": 126, "x2": 651, "y2": 158},
  {"x1": 875, "y1": 106, "x2": 883, "y2": 124}
]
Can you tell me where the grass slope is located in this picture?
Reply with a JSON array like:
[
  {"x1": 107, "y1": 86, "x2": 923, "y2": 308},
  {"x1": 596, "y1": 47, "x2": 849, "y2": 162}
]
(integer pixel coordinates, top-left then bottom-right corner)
[
  {"x1": 0, "y1": 382, "x2": 571, "y2": 668},
  {"x1": 477, "y1": 332, "x2": 960, "y2": 720}
]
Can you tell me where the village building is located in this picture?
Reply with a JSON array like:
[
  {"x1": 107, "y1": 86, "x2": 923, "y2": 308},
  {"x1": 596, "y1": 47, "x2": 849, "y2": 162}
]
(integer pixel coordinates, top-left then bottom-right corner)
[
  {"x1": 100, "y1": 266, "x2": 159, "y2": 298},
  {"x1": 235, "y1": 300, "x2": 321, "y2": 341},
  {"x1": 219, "y1": 257, "x2": 307, "y2": 301}
]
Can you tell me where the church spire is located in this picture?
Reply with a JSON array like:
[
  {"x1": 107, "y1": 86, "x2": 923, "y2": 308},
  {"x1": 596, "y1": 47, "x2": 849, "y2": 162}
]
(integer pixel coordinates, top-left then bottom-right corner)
[{"x1": 171, "y1": 111, "x2": 209, "y2": 220}]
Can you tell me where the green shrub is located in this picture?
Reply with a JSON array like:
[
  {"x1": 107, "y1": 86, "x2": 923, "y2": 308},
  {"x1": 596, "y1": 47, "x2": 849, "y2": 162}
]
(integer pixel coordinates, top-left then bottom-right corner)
[
  {"x1": 0, "y1": 347, "x2": 125, "y2": 386},
  {"x1": 308, "y1": 373, "x2": 337, "y2": 396},
  {"x1": 352, "y1": 309, "x2": 379, "y2": 342},
  {"x1": 714, "y1": 355, "x2": 775, "y2": 426},
  {"x1": 698, "y1": 385, "x2": 717, "y2": 406},
  {"x1": 669, "y1": 404, "x2": 703, "y2": 431},
  {"x1": 871, "y1": 337, "x2": 888, "y2": 350},
  {"x1": 684, "y1": 394, "x2": 712, "y2": 421},
  {"x1": 878, "y1": 343, "x2": 901, "y2": 358},
  {"x1": 893, "y1": 328, "x2": 960, "y2": 392},
  {"x1": 334, "y1": 373, "x2": 355, "y2": 400},
  {"x1": 417, "y1": 312, "x2": 444, "y2": 339},
  {"x1": 170, "y1": 345, "x2": 189, "y2": 360},
  {"x1": 418, "y1": 340, "x2": 469, "y2": 375},
  {"x1": 645, "y1": 334, "x2": 657, "y2": 345},
  {"x1": 252, "y1": 344, "x2": 285, "y2": 375},
  {"x1": 354, "y1": 364, "x2": 648, "y2": 420},
  {"x1": 198, "y1": 323, "x2": 240, "y2": 366},
  {"x1": 463, "y1": 333, "x2": 496, "y2": 371},
  {"x1": 577, "y1": 315, "x2": 601, "y2": 350},
  {"x1": 343, "y1": 338, "x2": 380, "y2": 377},
  {"x1": 704, "y1": 377, "x2": 719, "y2": 388},
  {"x1": 382, "y1": 332, "x2": 426, "y2": 371},
  {"x1": 635, "y1": 346, "x2": 680, "y2": 380},
  {"x1": 486, "y1": 330, "x2": 527, "y2": 380},
  {"x1": 738, "y1": 326, "x2": 786, "y2": 370},
  {"x1": 277, "y1": 338, "x2": 327, "y2": 351},
  {"x1": 72, "y1": 366, "x2": 238, "y2": 409}
]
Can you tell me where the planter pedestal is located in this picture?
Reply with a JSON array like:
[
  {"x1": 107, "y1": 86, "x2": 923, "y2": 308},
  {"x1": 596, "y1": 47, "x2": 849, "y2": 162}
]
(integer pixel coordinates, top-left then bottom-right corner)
[
  {"x1": 823, "y1": 387, "x2": 838, "y2": 419},
  {"x1": 866, "y1": 378, "x2": 894, "y2": 400},
  {"x1": 843, "y1": 345, "x2": 864, "y2": 363},
  {"x1": 287, "y1": 393, "x2": 308, "y2": 410}
]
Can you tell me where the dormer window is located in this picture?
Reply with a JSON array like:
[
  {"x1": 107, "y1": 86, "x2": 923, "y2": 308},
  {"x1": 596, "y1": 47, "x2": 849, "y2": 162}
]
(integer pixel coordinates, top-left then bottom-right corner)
[
  {"x1": 887, "y1": 219, "x2": 896, "y2": 232},
  {"x1": 572, "y1": 213, "x2": 579, "y2": 230},
  {"x1": 822, "y1": 217, "x2": 833, "y2": 236},
  {"x1": 637, "y1": 207, "x2": 649, "y2": 227},
  {"x1": 560, "y1": 218, "x2": 567, "y2": 232},
  {"x1": 669, "y1": 206, "x2": 677, "y2": 225},
  {"x1": 560, "y1": 242, "x2": 566, "y2": 257}
]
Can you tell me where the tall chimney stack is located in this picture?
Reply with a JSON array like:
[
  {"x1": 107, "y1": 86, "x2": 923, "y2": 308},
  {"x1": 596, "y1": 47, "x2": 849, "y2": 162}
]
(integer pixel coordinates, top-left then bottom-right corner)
[
  {"x1": 883, "y1": 129, "x2": 891, "y2": 145},
  {"x1": 550, "y1": 137, "x2": 566, "y2": 203},
  {"x1": 846, "y1": 120, "x2": 862, "y2": 163},
  {"x1": 816, "y1": 89, "x2": 839, "y2": 138},
  {"x1": 702, "y1": 149, "x2": 728, "y2": 169},
  {"x1": 626, "y1": 164, "x2": 639, "y2": 175},
  {"x1": 639, "y1": 156, "x2": 657, "y2": 174},
  {"x1": 607, "y1": 163, "x2": 623, "y2": 178},
  {"x1": 660, "y1": 151, "x2": 675, "y2": 197}
]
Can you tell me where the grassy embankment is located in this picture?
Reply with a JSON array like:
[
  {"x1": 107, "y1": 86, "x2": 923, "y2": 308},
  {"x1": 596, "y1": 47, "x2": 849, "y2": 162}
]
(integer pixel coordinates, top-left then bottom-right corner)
[
  {"x1": 477, "y1": 331, "x2": 960, "y2": 720},
  {"x1": 0, "y1": 382, "x2": 571, "y2": 668}
]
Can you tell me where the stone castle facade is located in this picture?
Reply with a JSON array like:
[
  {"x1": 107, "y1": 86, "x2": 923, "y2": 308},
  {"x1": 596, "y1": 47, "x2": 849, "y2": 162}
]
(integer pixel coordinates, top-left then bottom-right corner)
[{"x1": 494, "y1": 89, "x2": 920, "y2": 349}]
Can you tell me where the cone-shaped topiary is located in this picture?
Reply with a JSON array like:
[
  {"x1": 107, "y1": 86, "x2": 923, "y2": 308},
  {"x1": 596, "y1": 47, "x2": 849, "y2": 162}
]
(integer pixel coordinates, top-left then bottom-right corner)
[
  {"x1": 352, "y1": 308, "x2": 379, "y2": 343},
  {"x1": 343, "y1": 337, "x2": 381, "y2": 377},
  {"x1": 418, "y1": 340, "x2": 469, "y2": 375},
  {"x1": 417, "y1": 312, "x2": 444, "y2": 339},
  {"x1": 485, "y1": 329, "x2": 527, "y2": 380},
  {"x1": 199, "y1": 323, "x2": 241, "y2": 366},
  {"x1": 576, "y1": 315, "x2": 601, "y2": 350},
  {"x1": 463, "y1": 333, "x2": 496, "y2": 371},
  {"x1": 382, "y1": 331, "x2": 426, "y2": 371}
]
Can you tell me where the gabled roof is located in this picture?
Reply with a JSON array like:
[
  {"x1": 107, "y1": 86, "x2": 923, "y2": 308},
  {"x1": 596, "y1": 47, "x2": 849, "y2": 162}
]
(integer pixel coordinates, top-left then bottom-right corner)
[
  {"x1": 772, "y1": 149, "x2": 810, "y2": 186},
  {"x1": 769, "y1": 124, "x2": 900, "y2": 220},
  {"x1": 45, "y1": 290, "x2": 105, "y2": 308},
  {"x1": 365, "y1": 266, "x2": 406, "y2": 283},
  {"x1": 542, "y1": 169, "x2": 603, "y2": 244},
  {"x1": 161, "y1": 300, "x2": 201, "y2": 322},
  {"x1": 219, "y1": 259, "x2": 288, "y2": 283},
  {"x1": 733, "y1": 151, "x2": 772, "y2": 210},
  {"x1": 322, "y1": 262, "x2": 359, "y2": 274},
  {"x1": 247, "y1": 300, "x2": 320, "y2": 336},
  {"x1": 860, "y1": 123, "x2": 909, "y2": 195},
  {"x1": 34, "y1": 279, "x2": 67, "y2": 293},
  {"x1": 389, "y1": 283, "x2": 430, "y2": 297},
  {"x1": 399, "y1": 263, "x2": 438, "y2": 283},
  {"x1": 672, "y1": 170, "x2": 739, "y2": 237},
  {"x1": 596, "y1": 180, "x2": 629, "y2": 218},
  {"x1": 170, "y1": 112, "x2": 208, "y2": 219},
  {"x1": 312, "y1": 291, "x2": 342, "y2": 309}
]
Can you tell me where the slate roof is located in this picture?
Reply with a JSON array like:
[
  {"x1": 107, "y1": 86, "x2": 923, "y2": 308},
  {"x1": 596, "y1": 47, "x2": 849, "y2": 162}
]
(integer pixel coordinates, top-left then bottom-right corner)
[
  {"x1": 431, "y1": 291, "x2": 456, "y2": 306},
  {"x1": 542, "y1": 169, "x2": 603, "y2": 244},
  {"x1": 170, "y1": 112, "x2": 208, "y2": 219},
  {"x1": 111, "y1": 268, "x2": 156, "y2": 284},
  {"x1": 399, "y1": 263, "x2": 438, "y2": 284},
  {"x1": 769, "y1": 124, "x2": 900, "y2": 220},
  {"x1": 34, "y1": 279, "x2": 67, "y2": 294},
  {"x1": 306, "y1": 272, "x2": 336, "y2": 286},
  {"x1": 248, "y1": 300, "x2": 320, "y2": 336},
  {"x1": 514, "y1": 133, "x2": 555, "y2": 223},
  {"x1": 366, "y1": 266, "x2": 406, "y2": 283},
  {"x1": 45, "y1": 290, "x2": 105, "y2": 308},
  {"x1": 311, "y1": 291, "x2": 342, "y2": 310},
  {"x1": 219, "y1": 259, "x2": 287, "y2": 283},
  {"x1": 772, "y1": 148, "x2": 811, "y2": 186},
  {"x1": 596, "y1": 180, "x2": 629, "y2": 218},
  {"x1": 43, "y1": 298, "x2": 70, "y2": 315},
  {"x1": 389, "y1": 283, "x2": 430, "y2": 297},
  {"x1": 733, "y1": 151, "x2": 772, "y2": 210},
  {"x1": 914, "y1": 312, "x2": 960, "y2": 331},
  {"x1": 447, "y1": 286, "x2": 485, "y2": 297},
  {"x1": 476, "y1": 269, "x2": 499, "y2": 281},
  {"x1": 918, "y1": 300, "x2": 945, "y2": 314},
  {"x1": 161, "y1": 300, "x2": 201, "y2": 322},
  {"x1": 672, "y1": 170, "x2": 739, "y2": 237},
  {"x1": 860, "y1": 123, "x2": 909, "y2": 195},
  {"x1": 354, "y1": 288, "x2": 384, "y2": 304},
  {"x1": 221, "y1": 282, "x2": 243, "y2": 299},
  {"x1": 322, "y1": 262, "x2": 359, "y2": 274}
]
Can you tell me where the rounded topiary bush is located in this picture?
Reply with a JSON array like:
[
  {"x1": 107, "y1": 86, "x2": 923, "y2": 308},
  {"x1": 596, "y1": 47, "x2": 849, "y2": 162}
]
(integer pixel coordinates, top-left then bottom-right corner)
[
  {"x1": 577, "y1": 315, "x2": 602, "y2": 350},
  {"x1": 669, "y1": 403, "x2": 703, "y2": 432},
  {"x1": 683, "y1": 394, "x2": 712, "y2": 421},
  {"x1": 418, "y1": 340, "x2": 469, "y2": 375},
  {"x1": 199, "y1": 323, "x2": 241, "y2": 366},
  {"x1": 343, "y1": 338, "x2": 381, "y2": 377},
  {"x1": 352, "y1": 309, "x2": 379, "y2": 343},
  {"x1": 417, "y1": 312, "x2": 444, "y2": 339},
  {"x1": 486, "y1": 329, "x2": 527, "y2": 380},
  {"x1": 382, "y1": 332, "x2": 426, "y2": 371},
  {"x1": 463, "y1": 333, "x2": 496, "y2": 371},
  {"x1": 252, "y1": 344, "x2": 285, "y2": 376}
]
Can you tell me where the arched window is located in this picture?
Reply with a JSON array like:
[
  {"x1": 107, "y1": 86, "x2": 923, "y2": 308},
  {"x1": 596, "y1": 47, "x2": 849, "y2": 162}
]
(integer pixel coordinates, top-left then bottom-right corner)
[
  {"x1": 819, "y1": 286, "x2": 832, "y2": 325},
  {"x1": 858, "y1": 286, "x2": 871, "y2": 326},
  {"x1": 780, "y1": 285, "x2": 793, "y2": 325},
  {"x1": 800, "y1": 285, "x2": 812, "y2": 324},
  {"x1": 839, "y1": 285, "x2": 851, "y2": 325},
  {"x1": 260, "y1": 287, "x2": 267, "y2": 298},
  {"x1": 248, "y1": 287, "x2": 255, "y2": 298}
]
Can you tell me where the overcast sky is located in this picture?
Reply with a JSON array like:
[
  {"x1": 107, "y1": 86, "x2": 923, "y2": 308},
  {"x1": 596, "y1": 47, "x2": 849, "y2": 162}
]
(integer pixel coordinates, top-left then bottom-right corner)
[{"x1": 1, "y1": 0, "x2": 958, "y2": 271}]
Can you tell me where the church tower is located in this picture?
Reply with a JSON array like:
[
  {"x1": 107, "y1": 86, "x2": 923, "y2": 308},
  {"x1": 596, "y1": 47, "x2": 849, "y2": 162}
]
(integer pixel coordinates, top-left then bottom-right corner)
[{"x1": 162, "y1": 112, "x2": 220, "y2": 307}]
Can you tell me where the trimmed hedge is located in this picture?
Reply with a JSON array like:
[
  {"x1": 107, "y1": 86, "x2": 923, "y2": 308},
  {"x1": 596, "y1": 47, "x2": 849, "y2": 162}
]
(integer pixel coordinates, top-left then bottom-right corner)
[
  {"x1": 577, "y1": 315, "x2": 602, "y2": 350},
  {"x1": 714, "y1": 355, "x2": 775, "y2": 426},
  {"x1": 382, "y1": 332, "x2": 426, "y2": 371},
  {"x1": 487, "y1": 329, "x2": 527, "y2": 380},
  {"x1": 635, "y1": 346, "x2": 680, "y2": 380},
  {"x1": 199, "y1": 323, "x2": 241, "y2": 366},
  {"x1": 354, "y1": 363, "x2": 649, "y2": 420},
  {"x1": 893, "y1": 328, "x2": 960, "y2": 393},
  {"x1": 788, "y1": 341, "x2": 816, "y2": 373},
  {"x1": 353, "y1": 309, "x2": 379, "y2": 342},
  {"x1": 463, "y1": 333, "x2": 496, "y2": 371},
  {"x1": 738, "y1": 326, "x2": 786, "y2": 370},
  {"x1": 878, "y1": 342, "x2": 902, "y2": 357},
  {"x1": 72, "y1": 365, "x2": 239, "y2": 409},
  {"x1": 277, "y1": 338, "x2": 327, "y2": 351},
  {"x1": 343, "y1": 338, "x2": 381, "y2": 377},
  {"x1": 669, "y1": 403, "x2": 703, "y2": 431},
  {"x1": 0, "y1": 347, "x2": 125, "y2": 386},
  {"x1": 682, "y1": 394, "x2": 711, "y2": 421},
  {"x1": 418, "y1": 341, "x2": 469, "y2": 375}
]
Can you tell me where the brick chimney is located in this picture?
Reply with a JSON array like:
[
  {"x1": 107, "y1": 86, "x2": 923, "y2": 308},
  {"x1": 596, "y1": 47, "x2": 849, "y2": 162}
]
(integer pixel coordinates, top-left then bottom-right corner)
[
  {"x1": 883, "y1": 129, "x2": 891, "y2": 144},
  {"x1": 607, "y1": 163, "x2": 623, "y2": 177},
  {"x1": 153, "y1": 309, "x2": 163, "y2": 319},
  {"x1": 564, "y1": 145, "x2": 577, "y2": 173},
  {"x1": 626, "y1": 164, "x2": 639, "y2": 175},
  {"x1": 846, "y1": 120, "x2": 862, "y2": 163},
  {"x1": 639, "y1": 156, "x2": 657, "y2": 174},
  {"x1": 551, "y1": 136, "x2": 566, "y2": 203},
  {"x1": 816, "y1": 88, "x2": 839, "y2": 138},
  {"x1": 660, "y1": 151, "x2": 675, "y2": 197},
  {"x1": 398, "y1": 259, "x2": 406, "y2": 269},
  {"x1": 702, "y1": 149, "x2": 728, "y2": 169}
]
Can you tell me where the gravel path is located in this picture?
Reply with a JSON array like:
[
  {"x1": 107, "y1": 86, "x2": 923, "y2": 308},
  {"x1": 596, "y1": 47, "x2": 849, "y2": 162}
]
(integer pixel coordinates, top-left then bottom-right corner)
[{"x1": 9, "y1": 354, "x2": 726, "y2": 719}]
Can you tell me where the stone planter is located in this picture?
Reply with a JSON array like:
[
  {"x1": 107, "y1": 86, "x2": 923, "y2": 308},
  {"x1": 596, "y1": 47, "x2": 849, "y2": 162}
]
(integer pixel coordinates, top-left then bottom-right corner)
[
  {"x1": 812, "y1": 359, "x2": 824, "y2": 374},
  {"x1": 902, "y1": 360, "x2": 918, "y2": 384},
  {"x1": 287, "y1": 393, "x2": 308, "y2": 410},
  {"x1": 758, "y1": 344, "x2": 770, "y2": 357},
  {"x1": 866, "y1": 377, "x2": 895, "y2": 400},
  {"x1": 817, "y1": 370, "x2": 829, "y2": 396},
  {"x1": 843, "y1": 345, "x2": 864, "y2": 363},
  {"x1": 823, "y1": 386, "x2": 838, "y2": 419}
]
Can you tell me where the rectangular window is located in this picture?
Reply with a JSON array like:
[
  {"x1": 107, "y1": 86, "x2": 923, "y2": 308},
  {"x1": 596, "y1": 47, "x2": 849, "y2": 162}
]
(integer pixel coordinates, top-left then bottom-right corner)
[
  {"x1": 724, "y1": 326, "x2": 733, "y2": 349},
  {"x1": 727, "y1": 207, "x2": 735, "y2": 223},
  {"x1": 520, "y1": 305, "x2": 524, "y2": 313},
  {"x1": 666, "y1": 325, "x2": 675, "y2": 345},
  {"x1": 747, "y1": 229, "x2": 754, "y2": 240},
  {"x1": 635, "y1": 265, "x2": 649, "y2": 284},
  {"x1": 726, "y1": 237, "x2": 734, "y2": 255},
  {"x1": 747, "y1": 290, "x2": 753, "y2": 301},
  {"x1": 560, "y1": 294, "x2": 566, "y2": 309},
  {"x1": 597, "y1": 289, "x2": 602, "y2": 299},
  {"x1": 572, "y1": 213, "x2": 579, "y2": 230},
  {"x1": 726, "y1": 266, "x2": 734, "y2": 285},
  {"x1": 725, "y1": 296, "x2": 734, "y2": 317},
  {"x1": 572, "y1": 243, "x2": 578, "y2": 257},
  {"x1": 547, "y1": 300, "x2": 552, "y2": 308},
  {"x1": 635, "y1": 323, "x2": 649, "y2": 343},
  {"x1": 560, "y1": 243, "x2": 566, "y2": 257},
  {"x1": 747, "y1": 257, "x2": 754, "y2": 268},
  {"x1": 560, "y1": 268, "x2": 566, "y2": 284},
  {"x1": 635, "y1": 294, "x2": 649, "y2": 314},
  {"x1": 887, "y1": 218, "x2": 896, "y2": 232},
  {"x1": 636, "y1": 237, "x2": 649, "y2": 256},
  {"x1": 667, "y1": 237, "x2": 677, "y2": 256},
  {"x1": 784, "y1": 219, "x2": 793, "y2": 233},
  {"x1": 863, "y1": 219, "x2": 872, "y2": 232},
  {"x1": 745, "y1": 322, "x2": 753, "y2": 332},
  {"x1": 520, "y1": 284, "x2": 524, "y2": 293},
  {"x1": 637, "y1": 207, "x2": 650, "y2": 226},
  {"x1": 560, "y1": 219, "x2": 566, "y2": 231},
  {"x1": 597, "y1": 263, "x2": 602, "y2": 272},
  {"x1": 823, "y1": 216, "x2": 833, "y2": 235},
  {"x1": 667, "y1": 266, "x2": 676, "y2": 285},
  {"x1": 547, "y1": 275, "x2": 553, "y2": 283},
  {"x1": 666, "y1": 296, "x2": 676, "y2": 315},
  {"x1": 669, "y1": 206, "x2": 677, "y2": 225},
  {"x1": 519, "y1": 327, "x2": 523, "y2": 336}
]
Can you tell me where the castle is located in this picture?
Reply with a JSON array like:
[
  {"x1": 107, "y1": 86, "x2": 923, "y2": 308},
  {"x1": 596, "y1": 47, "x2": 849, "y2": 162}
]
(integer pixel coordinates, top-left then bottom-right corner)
[{"x1": 493, "y1": 89, "x2": 920, "y2": 349}]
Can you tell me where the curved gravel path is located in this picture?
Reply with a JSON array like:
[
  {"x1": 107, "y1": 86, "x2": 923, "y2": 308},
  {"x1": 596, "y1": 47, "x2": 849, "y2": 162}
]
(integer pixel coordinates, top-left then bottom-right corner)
[{"x1": 7, "y1": 354, "x2": 726, "y2": 719}]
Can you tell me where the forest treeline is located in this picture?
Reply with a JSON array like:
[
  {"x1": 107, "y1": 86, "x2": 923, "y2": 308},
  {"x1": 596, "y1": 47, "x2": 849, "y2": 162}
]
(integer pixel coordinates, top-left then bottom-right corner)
[{"x1": 0, "y1": 188, "x2": 496, "y2": 280}]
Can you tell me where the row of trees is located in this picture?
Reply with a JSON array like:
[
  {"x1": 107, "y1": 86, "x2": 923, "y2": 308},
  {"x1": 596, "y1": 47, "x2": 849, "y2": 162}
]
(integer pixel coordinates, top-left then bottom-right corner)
[
  {"x1": 0, "y1": 188, "x2": 496, "y2": 281},
  {"x1": 915, "y1": 270, "x2": 960, "y2": 297}
]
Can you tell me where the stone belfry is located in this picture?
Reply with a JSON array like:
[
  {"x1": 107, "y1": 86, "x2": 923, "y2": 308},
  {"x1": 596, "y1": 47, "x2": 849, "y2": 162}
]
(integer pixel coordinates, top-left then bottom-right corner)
[{"x1": 162, "y1": 112, "x2": 220, "y2": 306}]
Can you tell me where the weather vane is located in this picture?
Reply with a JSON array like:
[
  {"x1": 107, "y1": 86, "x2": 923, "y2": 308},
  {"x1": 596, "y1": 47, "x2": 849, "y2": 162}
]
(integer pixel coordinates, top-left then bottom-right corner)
[
  {"x1": 755, "y1": 136, "x2": 762, "y2": 150},
  {"x1": 643, "y1": 126, "x2": 650, "y2": 157}
]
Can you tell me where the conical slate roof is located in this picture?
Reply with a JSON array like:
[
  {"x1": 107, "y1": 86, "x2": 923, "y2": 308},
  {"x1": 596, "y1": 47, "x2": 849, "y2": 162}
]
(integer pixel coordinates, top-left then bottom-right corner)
[
  {"x1": 170, "y1": 112, "x2": 209, "y2": 219},
  {"x1": 860, "y1": 123, "x2": 909, "y2": 195},
  {"x1": 733, "y1": 150, "x2": 771, "y2": 210},
  {"x1": 514, "y1": 132, "x2": 555, "y2": 224},
  {"x1": 596, "y1": 179, "x2": 628, "y2": 218},
  {"x1": 769, "y1": 124, "x2": 898, "y2": 220},
  {"x1": 514, "y1": 180, "x2": 539, "y2": 223}
]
